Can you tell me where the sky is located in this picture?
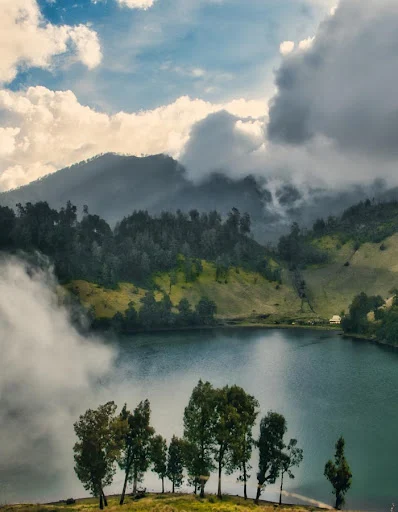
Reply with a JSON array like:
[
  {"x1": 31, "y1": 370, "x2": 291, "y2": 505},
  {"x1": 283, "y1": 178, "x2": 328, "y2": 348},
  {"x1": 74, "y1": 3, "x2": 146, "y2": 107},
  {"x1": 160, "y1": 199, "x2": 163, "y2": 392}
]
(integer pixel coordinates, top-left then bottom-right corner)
[{"x1": 1, "y1": 0, "x2": 398, "y2": 194}]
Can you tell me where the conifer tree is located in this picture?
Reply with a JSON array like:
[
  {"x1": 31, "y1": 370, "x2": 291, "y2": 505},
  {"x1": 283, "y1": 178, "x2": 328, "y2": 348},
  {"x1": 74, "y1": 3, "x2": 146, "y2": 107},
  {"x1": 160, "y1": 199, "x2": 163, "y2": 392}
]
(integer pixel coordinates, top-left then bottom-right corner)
[{"x1": 324, "y1": 436, "x2": 352, "y2": 509}]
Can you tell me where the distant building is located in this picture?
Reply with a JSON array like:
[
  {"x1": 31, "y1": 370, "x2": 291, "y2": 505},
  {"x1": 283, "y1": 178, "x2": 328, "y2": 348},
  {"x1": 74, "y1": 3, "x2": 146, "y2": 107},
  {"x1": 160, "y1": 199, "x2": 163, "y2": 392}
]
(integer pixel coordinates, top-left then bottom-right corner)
[{"x1": 329, "y1": 315, "x2": 342, "y2": 325}]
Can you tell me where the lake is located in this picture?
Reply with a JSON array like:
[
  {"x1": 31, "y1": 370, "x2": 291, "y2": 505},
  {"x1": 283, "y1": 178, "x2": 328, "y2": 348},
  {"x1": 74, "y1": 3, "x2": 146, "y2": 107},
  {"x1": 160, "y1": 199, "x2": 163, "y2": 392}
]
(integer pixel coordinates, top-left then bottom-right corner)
[
  {"x1": 108, "y1": 327, "x2": 398, "y2": 511},
  {"x1": 2, "y1": 328, "x2": 397, "y2": 509}
]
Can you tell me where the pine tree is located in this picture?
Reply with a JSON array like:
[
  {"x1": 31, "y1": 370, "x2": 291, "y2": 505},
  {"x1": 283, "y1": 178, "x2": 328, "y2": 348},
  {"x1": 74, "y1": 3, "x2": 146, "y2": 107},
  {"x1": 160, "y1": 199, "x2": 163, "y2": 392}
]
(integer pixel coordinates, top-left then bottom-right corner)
[{"x1": 324, "y1": 436, "x2": 352, "y2": 509}]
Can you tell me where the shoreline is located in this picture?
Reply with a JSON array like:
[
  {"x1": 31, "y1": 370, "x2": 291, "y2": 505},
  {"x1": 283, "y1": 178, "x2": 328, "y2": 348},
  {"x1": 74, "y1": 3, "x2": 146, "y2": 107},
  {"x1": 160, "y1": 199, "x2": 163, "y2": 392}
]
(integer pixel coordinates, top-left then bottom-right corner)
[
  {"x1": 94, "y1": 320, "x2": 398, "y2": 351},
  {"x1": 342, "y1": 332, "x2": 398, "y2": 351},
  {"x1": 95, "y1": 321, "x2": 342, "y2": 336}
]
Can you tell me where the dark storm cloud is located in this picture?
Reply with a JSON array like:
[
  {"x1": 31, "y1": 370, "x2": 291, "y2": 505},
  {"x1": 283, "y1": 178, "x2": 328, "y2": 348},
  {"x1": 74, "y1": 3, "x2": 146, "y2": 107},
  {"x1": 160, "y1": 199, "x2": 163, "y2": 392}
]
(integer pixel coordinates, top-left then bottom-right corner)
[{"x1": 268, "y1": 0, "x2": 398, "y2": 156}]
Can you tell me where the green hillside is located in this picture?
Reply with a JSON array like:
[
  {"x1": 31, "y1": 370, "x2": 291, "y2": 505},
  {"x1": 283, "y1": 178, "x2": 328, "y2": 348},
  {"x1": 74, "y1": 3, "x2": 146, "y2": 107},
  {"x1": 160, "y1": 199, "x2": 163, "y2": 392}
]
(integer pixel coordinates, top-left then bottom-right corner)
[
  {"x1": 67, "y1": 234, "x2": 398, "y2": 328},
  {"x1": 303, "y1": 234, "x2": 398, "y2": 318},
  {"x1": 68, "y1": 260, "x2": 302, "y2": 325}
]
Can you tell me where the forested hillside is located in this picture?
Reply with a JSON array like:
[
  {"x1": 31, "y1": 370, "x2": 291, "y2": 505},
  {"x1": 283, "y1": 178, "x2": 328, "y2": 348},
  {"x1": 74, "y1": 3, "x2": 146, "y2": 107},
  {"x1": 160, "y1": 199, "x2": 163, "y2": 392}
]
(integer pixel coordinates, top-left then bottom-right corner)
[
  {"x1": 2, "y1": 197, "x2": 398, "y2": 332},
  {"x1": 0, "y1": 200, "x2": 290, "y2": 329},
  {"x1": 275, "y1": 200, "x2": 398, "y2": 324},
  {"x1": 0, "y1": 201, "x2": 279, "y2": 286}
]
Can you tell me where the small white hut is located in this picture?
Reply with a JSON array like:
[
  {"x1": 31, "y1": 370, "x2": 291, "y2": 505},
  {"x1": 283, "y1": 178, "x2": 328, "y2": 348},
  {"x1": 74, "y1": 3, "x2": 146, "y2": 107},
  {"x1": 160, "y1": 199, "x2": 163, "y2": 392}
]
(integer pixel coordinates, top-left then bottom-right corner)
[{"x1": 329, "y1": 315, "x2": 342, "y2": 325}]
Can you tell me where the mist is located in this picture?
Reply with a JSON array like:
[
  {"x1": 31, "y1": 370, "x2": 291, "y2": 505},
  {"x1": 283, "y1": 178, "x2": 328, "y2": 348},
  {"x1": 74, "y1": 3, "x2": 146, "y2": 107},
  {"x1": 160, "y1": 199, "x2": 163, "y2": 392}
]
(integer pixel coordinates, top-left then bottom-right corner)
[{"x1": 0, "y1": 256, "x2": 116, "y2": 504}]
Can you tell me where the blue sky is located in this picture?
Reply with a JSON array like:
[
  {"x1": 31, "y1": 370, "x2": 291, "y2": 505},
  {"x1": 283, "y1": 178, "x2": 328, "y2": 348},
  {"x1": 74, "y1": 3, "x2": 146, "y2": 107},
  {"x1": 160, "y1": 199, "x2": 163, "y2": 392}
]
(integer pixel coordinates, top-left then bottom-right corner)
[
  {"x1": 0, "y1": 0, "x2": 342, "y2": 191},
  {"x1": 10, "y1": 0, "x2": 326, "y2": 112}
]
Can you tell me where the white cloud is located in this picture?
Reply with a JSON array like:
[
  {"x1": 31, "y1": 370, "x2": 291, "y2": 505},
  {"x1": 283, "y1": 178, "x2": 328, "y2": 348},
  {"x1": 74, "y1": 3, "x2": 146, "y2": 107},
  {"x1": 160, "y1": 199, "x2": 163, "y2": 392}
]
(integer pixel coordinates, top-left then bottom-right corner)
[
  {"x1": 0, "y1": 86, "x2": 267, "y2": 190},
  {"x1": 69, "y1": 25, "x2": 102, "y2": 69},
  {"x1": 0, "y1": 0, "x2": 102, "y2": 84},
  {"x1": 298, "y1": 36, "x2": 315, "y2": 50},
  {"x1": 0, "y1": 128, "x2": 20, "y2": 157},
  {"x1": 116, "y1": 0, "x2": 156, "y2": 9},
  {"x1": 279, "y1": 41, "x2": 295, "y2": 56},
  {"x1": 191, "y1": 68, "x2": 206, "y2": 78}
]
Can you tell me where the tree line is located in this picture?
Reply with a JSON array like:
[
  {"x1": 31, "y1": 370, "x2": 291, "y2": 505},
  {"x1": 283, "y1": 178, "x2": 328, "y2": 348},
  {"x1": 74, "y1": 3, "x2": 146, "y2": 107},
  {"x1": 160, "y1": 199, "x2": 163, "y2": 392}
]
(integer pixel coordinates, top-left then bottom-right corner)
[
  {"x1": 341, "y1": 291, "x2": 398, "y2": 346},
  {"x1": 73, "y1": 380, "x2": 352, "y2": 509},
  {"x1": 278, "y1": 199, "x2": 398, "y2": 269},
  {"x1": 106, "y1": 294, "x2": 217, "y2": 332},
  {"x1": 0, "y1": 201, "x2": 281, "y2": 288}
]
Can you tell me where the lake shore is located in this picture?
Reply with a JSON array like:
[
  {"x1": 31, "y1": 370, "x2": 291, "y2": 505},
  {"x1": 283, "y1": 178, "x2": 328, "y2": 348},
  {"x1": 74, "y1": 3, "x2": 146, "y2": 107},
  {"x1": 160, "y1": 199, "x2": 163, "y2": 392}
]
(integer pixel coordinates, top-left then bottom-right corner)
[
  {"x1": 97, "y1": 321, "x2": 341, "y2": 336},
  {"x1": 342, "y1": 331, "x2": 398, "y2": 350}
]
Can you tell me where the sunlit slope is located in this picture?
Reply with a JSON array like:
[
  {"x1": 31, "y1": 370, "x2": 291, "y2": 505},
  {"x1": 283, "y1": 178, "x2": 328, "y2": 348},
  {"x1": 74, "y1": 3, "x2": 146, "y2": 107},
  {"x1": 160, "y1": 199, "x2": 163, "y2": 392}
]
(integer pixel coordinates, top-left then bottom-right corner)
[
  {"x1": 68, "y1": 235, "x2": 398, "y2": 323},
  {"x1": 67, "y1": 261, "x2": 301, "y2": 321},
  {"x1": 303, "y1": 234, "x2": 398, "y2": 318},
  {"x1": 66, "y1": 281, "x2": 162, "y2": 319},
  {"x1": 154, "y1": 261, "x2": 300, "y2": 319}
]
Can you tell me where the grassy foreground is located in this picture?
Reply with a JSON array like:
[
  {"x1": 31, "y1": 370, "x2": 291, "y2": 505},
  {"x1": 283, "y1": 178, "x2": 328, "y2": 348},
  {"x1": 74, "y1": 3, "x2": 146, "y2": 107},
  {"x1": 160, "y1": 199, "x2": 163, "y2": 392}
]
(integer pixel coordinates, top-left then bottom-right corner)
[{"x1": 0, "y1": 494, "x2": 326, "y2": 512}]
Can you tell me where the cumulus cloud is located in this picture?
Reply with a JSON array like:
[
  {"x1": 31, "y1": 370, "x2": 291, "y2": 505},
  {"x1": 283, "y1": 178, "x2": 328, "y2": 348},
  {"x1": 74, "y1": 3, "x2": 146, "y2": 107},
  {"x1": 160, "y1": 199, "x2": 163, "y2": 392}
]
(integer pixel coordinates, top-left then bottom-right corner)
[
  {"x1": 298, "y1": 37, "x2": 315, "y2": 50},
  {"x1": 0, "y1": 86, "x2": 266, "y2": 190},
  {"x1": 268, "y1": 0, "x2": 398, "y2": 158},
  {"x1": 279, "y1": 41, "x2": 295, "y2": 56},
  {"x1": 0, "y1": 0, "x2": 102, "y2": 84},
  {"x1": 0, "y1": 257, "x2": 116, "y2": 502}
]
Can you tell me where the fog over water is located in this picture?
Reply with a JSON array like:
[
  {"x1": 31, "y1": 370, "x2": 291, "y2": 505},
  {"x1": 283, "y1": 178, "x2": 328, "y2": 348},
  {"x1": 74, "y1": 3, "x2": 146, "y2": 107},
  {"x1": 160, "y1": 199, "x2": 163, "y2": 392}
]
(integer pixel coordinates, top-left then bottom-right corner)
[
  {"x1": 0, "y1": 257, "x2": 117, "y2": 504},
  {"x1": 1, "y1": 258, "x2": 397, "y2": 510}
]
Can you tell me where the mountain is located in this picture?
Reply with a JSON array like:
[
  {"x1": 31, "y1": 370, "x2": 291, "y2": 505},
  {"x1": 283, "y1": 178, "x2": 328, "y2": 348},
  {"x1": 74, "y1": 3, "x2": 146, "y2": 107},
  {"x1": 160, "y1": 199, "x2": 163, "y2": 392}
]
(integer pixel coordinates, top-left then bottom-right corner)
[
  {"x1": 0, "y1": 153, "x2": 270, "y2": 228},
  {"x1": 0, "y1": 153, "x2": 388, "y2": 241}
]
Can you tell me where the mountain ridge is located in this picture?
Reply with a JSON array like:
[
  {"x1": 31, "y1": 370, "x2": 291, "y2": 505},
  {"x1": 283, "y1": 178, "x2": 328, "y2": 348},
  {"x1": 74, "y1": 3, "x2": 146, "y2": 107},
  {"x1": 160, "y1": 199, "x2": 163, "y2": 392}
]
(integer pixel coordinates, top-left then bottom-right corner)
[{"x1": 0, "y1": 153, "x2": 391, "y2": 241}]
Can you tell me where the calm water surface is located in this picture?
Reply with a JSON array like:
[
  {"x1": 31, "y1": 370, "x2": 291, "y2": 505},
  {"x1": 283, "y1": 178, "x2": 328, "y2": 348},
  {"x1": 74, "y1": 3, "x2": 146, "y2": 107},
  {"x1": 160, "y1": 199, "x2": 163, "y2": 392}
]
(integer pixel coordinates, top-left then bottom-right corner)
[{"x1": 112, "y1": 328, "x2": 398, "y2": 510}]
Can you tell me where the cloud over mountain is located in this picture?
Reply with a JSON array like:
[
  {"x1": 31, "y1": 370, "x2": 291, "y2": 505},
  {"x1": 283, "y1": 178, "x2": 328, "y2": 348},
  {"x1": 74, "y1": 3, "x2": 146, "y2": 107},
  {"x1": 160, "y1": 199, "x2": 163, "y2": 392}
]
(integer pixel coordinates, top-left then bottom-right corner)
[{"x1": 0, "y1": 86, "x2": 266, "y2": 191}]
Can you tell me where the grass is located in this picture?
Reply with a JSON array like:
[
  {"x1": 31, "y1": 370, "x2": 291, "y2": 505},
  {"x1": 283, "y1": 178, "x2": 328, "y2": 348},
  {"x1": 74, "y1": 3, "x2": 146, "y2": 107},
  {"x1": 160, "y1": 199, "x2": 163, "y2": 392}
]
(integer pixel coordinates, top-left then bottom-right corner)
[
  {"x1": 154, "y1": 261, "x2": 300, "y2": 320},
  {"x1": 65, "y1": 234, "x2": 398, "y2": 325},
  {"x1": 65, "y1": 281, "x2": 163, "y2": 319},
  {"x1": 0, "y1": 494, "x2": 324, "y2": 512},
  {"x1": 67, "y1": 262, "x2": 304, "y2": 324},
  {"x1": 303, "y1": 234, "x2": 398, "y2": 318}
]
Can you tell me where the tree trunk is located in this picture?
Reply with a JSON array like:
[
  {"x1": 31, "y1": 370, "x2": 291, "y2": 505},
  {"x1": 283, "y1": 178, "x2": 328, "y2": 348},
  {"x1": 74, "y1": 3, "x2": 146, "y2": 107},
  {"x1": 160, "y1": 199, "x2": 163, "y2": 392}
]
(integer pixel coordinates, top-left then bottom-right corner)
[
  {"x1": 120, "y1": 462, "x2": 131, "y2": 505},
  {"x1": 162, "y1": 477, "x2": 164, "y2": 494},
  {"x1": 194, "y1": 480, "x2": 197, "y2": 495},
  {"x1": 243, "y1": 462, "x2": 247, "y2": 500},
  {"x1": 102, "y1": 490, "x2": 108, "y2": 507},
  {"x1": 217, "y1": 454, "x2": 222, "y2": 499},
  {"x1": 99, "y1": 494, "x2": 104, "y2": 510},
  {"x1": 172, "y1": 478, "x2": 175, "y2": 493},
  {"x1": 254, "y1": 486, "x2": 261, "y2": 505},
  {"x1": 279, "y1": 471, "x2": 284, "y2": 505},
  {"x1": 133, "y1": 471, "x2": 138, "y2": 495},
  {"x1": 200, "y1": 479, "x2": 205, "y2": 498}
]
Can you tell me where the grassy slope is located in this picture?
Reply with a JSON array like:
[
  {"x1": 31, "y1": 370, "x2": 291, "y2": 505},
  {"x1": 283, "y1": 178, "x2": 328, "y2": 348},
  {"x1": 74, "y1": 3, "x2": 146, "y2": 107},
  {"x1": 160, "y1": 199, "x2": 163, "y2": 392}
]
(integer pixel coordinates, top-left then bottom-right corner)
[
  {"x1": 67, "y1": 261, "x2": 302, "y2": 323},
  {"x1": 1, "y1": 494, "x2": 323, "y2": 512},
  {"x1": 303, "y1": 233, "x2": 398, "y2": 318},
  {"x1": 66, "y1": 235, "x2": 398, "y2": 324}
]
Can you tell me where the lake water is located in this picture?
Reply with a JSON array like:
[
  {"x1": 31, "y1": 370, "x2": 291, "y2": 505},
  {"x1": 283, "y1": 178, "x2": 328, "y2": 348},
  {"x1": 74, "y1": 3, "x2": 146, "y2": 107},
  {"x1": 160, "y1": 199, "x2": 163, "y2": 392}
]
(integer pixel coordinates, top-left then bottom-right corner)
[
  {"x1": 111, "y1": 328, "x2": 398, "y2": 510},
  {"x1": 2, "y1": 328, "x2": 396, "y2": 509}
]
